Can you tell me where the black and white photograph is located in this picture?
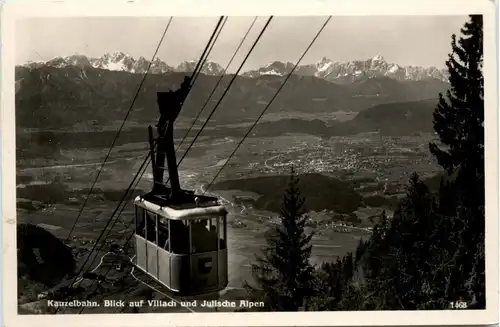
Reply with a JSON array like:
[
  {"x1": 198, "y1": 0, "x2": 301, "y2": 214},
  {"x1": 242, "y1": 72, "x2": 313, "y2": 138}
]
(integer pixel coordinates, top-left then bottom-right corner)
[{"x1": 1, "y1": 0, "x2": 498, "y2": 326}]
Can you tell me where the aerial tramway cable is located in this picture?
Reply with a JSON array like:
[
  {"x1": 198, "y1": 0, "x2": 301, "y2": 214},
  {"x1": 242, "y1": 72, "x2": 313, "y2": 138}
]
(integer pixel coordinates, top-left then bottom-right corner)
[
  {"x1": 92, "y1": 16, "x2": 258, "y2": 266},
  {"x1": 188, "y1": 16, "x2": 225, "y2": 88},
  {"x1": 173, "y1": 16, "x2": 228, "y2": 153},
  {"x1": 190, "y1": 16, "x2": 228, "y2": 87},
  {"x1": 79, "y1": 16, "x2": 226, "y2": 267},
  {"x1": 87, "y1": 16, "x2": 269, "y2": 282},
  {"x1": 65, "y1": 17, "x2": 174, "y2": 242},
  {"x1": 203, "y1": 16, "x2": 332, "y2": 194},
  {"x1": 175, "y1": 16, "x2": 258, "y2": 153},
  {"x1": 166, "y1": 16, "x2": 273, "y2": 186},
  {"x1": 80, "y1": 16, "x2": 257, "y2": 305},
  {"x1": 78, "y1": 17, "x2": 274, "y2": 312},
  {"x1": 59, "y1": 18, "x2": 226, "y2": 312},
  {"x1": 95, "y1": 16, "x2": 329, "y2": 311},
  {"x1": 77, "y1": 163, "x2": 148, "y2": 313},
  {"x1": 71, "y1": 16, "x2": 225, "y2": 287},
  {"x1": 67, "y1": 16, "x2": 224, "y2": 289},
  {"x1": 81, "y1": 16, "x2": 330, "y2": 314}
]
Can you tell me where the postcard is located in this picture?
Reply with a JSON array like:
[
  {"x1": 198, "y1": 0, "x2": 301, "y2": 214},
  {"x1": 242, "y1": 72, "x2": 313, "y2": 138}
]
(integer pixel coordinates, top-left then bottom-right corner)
[{"x1": 1, "y1": 0, "x2": 498, "y2": 326}]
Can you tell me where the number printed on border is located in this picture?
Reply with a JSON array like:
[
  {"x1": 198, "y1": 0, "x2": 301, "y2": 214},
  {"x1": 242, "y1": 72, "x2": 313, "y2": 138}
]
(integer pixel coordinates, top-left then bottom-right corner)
[{"x1": 450, "y1": 301, "x2": 468, "y2": 309}]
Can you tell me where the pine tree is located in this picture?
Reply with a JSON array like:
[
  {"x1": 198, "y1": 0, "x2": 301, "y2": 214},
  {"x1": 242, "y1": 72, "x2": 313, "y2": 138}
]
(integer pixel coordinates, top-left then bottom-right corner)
[
  {"x1": 319, "y1": 15, "x2": 485, "y2": 311},
  {"x1": 354, "y1": 238, "x2": 368, "y2": 266},
  {"x1": 354, "y1": 174, "x2": 439, "y2": 309},
  {"x1": 245, "y1": 167, "x2": 315, "y2": 311},
  {"x1": 310, "y1": 259, "x2": 345, "y2": 310},
  {"x1": 428, "y1": 14, "x2": 485, "y2": 308},
  {"x1": 389, "y1": 173, "x2": 437, "y2": 308},
  {"x1": 428, "y1": 14, "x2": 484, "y2": 215},
  {"x1": 429, "y1": 15, "x2": 484, "y2": 181},
  {"x1": 362, "y1": 210, "x2": 389, "y2": 280}
]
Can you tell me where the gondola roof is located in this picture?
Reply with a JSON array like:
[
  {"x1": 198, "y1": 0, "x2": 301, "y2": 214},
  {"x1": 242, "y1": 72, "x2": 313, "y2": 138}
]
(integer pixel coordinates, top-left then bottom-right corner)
[{"x1": 134, "y1": 188, "x2": 226, "y2": 221}]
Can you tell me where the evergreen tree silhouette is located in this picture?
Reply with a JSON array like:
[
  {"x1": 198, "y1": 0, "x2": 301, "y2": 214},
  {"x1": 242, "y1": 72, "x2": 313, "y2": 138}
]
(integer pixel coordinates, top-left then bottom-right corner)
[
  {"x1": 357, "y1": 15, "x2": 485, "y2": 310},
  {"x1": 245, "y1": 167, "x2": 315, "y2": 311},
  {"x1": 385, "y1": 174, "x2": 437, "y2": 309},
  {"x1": 428, "y1": 14, "x2": 485, "y2": 308}
]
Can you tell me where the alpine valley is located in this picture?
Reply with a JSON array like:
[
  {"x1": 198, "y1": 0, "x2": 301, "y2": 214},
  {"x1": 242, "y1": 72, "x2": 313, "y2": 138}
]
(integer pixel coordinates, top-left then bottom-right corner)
[{"x1": 16, "y1": 51, "x2": 450, "y2": 312}]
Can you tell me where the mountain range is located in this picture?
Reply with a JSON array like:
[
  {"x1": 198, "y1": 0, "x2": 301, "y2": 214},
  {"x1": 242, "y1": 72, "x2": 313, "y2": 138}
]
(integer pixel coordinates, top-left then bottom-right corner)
[
  {"x1": 22, "y1": 52, "x2": 448, "y2": 83},
  {"x1": 15, "y1": 61, "x2": 449, "y2": 131},
  {"x1": 15, "y1": 50, "x2": 451, "y2": 136}
]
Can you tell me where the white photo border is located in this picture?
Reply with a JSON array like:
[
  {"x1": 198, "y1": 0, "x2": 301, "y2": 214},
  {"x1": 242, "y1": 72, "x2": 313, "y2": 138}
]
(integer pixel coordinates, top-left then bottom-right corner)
[{"x1": 1, "y1": 0, "x2": 498, "y2": 326}]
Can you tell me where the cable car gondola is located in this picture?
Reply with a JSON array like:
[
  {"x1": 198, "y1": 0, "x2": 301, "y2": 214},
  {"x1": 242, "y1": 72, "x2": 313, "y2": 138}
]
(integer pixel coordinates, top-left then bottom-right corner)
[{"x1": 133, "y1": 78, "x2": 228, "y2": 295}]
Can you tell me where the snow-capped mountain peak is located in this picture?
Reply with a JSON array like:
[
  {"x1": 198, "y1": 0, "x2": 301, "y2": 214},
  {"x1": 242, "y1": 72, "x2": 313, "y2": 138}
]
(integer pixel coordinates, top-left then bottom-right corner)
[
  {"x1": 311, "y1": 57, "x2": 339, "y2": 78},
  {"x1": 371, "y1": 54, "x2": 385, "y2": 62},
  {"x1": 102, "y1": 51, "x2": 129, "y2": 60},
  {"x1": 176, "y1": 59, "x2": 224, "y2": 75},
  {"x1": 242, "y1": 61, "x2": 295, "y2": 77},
  {"x1": 203, "y1": 61, "x2": 224, "y2": 75},
  {"x1": 28, "y1": 52, "x2": 227, "y2": 75},
  {"x1": 94, "y1": 52, "x2": 136, "y2": 72},
  {"x1": 21, "y1": 52, "x2": 448, "y2": 82},
  {"x1": 245, "y1": 55, "x2": 447, "y2": 82},
  {"x1": 316, "y1": 57, "x2": 335, "y2": 72}
]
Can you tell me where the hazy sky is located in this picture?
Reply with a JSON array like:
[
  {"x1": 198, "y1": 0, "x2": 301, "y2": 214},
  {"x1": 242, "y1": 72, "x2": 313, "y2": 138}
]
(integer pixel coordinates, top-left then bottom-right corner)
[{"x1": 16, "y1": 16, "x2": 468, "y2": 71}]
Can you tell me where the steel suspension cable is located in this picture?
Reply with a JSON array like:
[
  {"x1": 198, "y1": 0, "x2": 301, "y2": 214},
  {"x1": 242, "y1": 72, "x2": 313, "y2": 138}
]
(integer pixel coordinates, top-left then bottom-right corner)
[
  {"x1": 188, "y1": 16, "x2": 225, "y2": 87},
  {"x1": 190, "y1": 16, "x2": 228, "y2": 86},
  {"x1": 79, "y1": 17, "x2": 329, "y2": 314},
  {"x1": 79, "y1": 19, "x2": 258, "y2": 311},
  {"x1": 65, "y1": 17, "x2": 174, "y2": 242},
  {"x1": 83, "y1": 17, "x2": 227, "y2": 258},
  {"x1": 176, "y1": 16, "x2": 258, "y2": 153},
  {"x1": 59, "y1": 18, "x2": 227, "y2": 310},
  {"x1": 74, "y1": 16, "x2": 273, "y2": 313},
  {"x1": 168, "y1": 16, "x2": 273, "y2": 181},
  {"x1": 203, "y1": 16, "x2": 332, "y2": 194},
  {"x1": 56, "y1": 153, "x2": 151, "y2": 315},
  {"x1": 78, "y1": 162, "x2": 149, "y2": 313}
]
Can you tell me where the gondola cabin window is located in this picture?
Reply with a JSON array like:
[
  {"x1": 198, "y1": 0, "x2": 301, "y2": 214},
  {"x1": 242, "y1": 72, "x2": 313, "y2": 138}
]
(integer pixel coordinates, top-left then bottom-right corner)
[
  {"x1": 133, "y1": 197, "x2": 229, "y2": 295},
  {"x1": 145, "y1": 211, "x2": 157, "y2": 244},
  {"x1": 136, "y1": 206, "x2": 146, "y2": 238},
  {"x1": 219, "y1": 215, "x2": 227, "y2": 250},
  {"x1": 157, "y1": 218, "x2": 169, "y2": 251},
  {"x1": 189, "y1": 216, "x2": 227, "y2": 253},
  {"x1": 136, "y1": 208, "x2": 227, "y2": 253},
  {"x1": 170, "y1": 220, "x2": 190, "y2": 255},
  {"x1": 191, "y1": 218, "x2": 217, "y2": 253}
]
